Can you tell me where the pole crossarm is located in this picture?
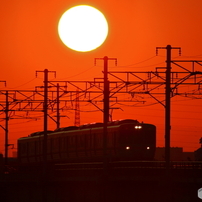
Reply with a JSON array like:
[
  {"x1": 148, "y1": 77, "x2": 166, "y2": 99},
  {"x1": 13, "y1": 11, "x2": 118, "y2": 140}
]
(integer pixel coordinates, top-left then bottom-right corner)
[
  {"x1": 107, "y1": 71, "x2": 202, "y2": 95},
  {"x1": 0, "y1": 90, "x2": 55, "y2": 112},
  {"x1": 0, "y1": 56, "x2": 201, "y2": 115},
  {"x1": 171, "y1": 60, "x2": 202, "y2": 72}
]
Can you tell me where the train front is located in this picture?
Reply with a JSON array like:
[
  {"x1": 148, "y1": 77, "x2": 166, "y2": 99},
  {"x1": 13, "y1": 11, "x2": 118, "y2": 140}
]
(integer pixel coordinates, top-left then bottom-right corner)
[{"x1": 118, "y1": 121, "x2": 156, "y2": 161}]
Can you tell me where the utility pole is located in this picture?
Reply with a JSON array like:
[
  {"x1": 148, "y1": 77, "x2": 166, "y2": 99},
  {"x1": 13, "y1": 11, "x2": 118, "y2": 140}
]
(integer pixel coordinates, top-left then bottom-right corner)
[
  {"x1": 43, "y1": 69, "x2": 48, "y2": 173},
  {"x1": 56, "y1": 83, "x2": 60, "y2": 129},
  {"x1": 95, "y1": 56, "x2": 117, "y2": 171},
  {"x1": 103, "y1": 56, "x2": 109, "y2": 165},
  {"x1": 36, "y1": 69, "x2": 56, "y2": 202},
  {"x1": 36, "y1": 69, "x2": 56, "y2": 175},
  {"x1": 156, "y1": 45, "x2": 181, "y2": 171},
  {"x1": 4, "y1": 91, "x2": 9, "y2": 166},
  {"x1": 74, "y1": 88, "x2": 80, "y2": 127},
  {"x1": 165, "y1": 45, "x2": 171, "y2": 171}
]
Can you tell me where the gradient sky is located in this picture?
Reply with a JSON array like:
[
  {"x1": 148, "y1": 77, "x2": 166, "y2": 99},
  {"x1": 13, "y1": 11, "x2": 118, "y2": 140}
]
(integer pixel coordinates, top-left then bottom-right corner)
[{"x1": 0, "y1": 0, "x2": 202, "y2": 155}]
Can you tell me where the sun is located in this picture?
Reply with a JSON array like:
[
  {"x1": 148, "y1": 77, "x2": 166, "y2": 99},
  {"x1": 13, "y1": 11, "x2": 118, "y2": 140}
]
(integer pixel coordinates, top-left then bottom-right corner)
[{"x1": 58, "y1": 5, "x2": 108, "y2": 52}]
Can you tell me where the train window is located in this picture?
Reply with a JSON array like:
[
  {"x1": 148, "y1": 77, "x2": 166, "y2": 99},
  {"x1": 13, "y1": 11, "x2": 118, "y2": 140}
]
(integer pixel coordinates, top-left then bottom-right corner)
[
  {"x1": 69, "y1": 136, "x2": 75, "y2": 148},
  {"x1": 52, "y1": 139, "x2": 55, "y2": 150},
  {"x1": 95, "y1": 132, "x2": 102, "y2": 148},
  {"x1": 35, "y1": 140, "x2": 43, "y2": 154},
  {"x1": 47, "y1": 139, "x2": 51, "y2": 152},
  {"x1": 93, "y1": 133, "x2": 95, "y2": 149},
  {"x1": 113, "y1": 131, "x2": 117, "y2": 146},
  {"x1": 94, "y1": 133, "x2": 97, "y2": 147},
  {"x1": 85, "y1": 135, "x2": 88, "y2": 148},
  {"x1": 36, "y1": 141, "x2": 39, "y2": 154},
  {"x1": 110, "y1": 131, "x2": 114, "y2": 146},
  {"x1": 81, "y1": 136, "x2": 85, "y2": 147},
  {"x1": 86, "y1": 134, "x2": 91, "y2": 149},
  {"x1": 20, "y1": 143, "x2": 27, "y2": 155},
  {"x1": 100, "y1": 133, "x2": 103, "y2": 147},
  {"x1": 89, "y1": 134, "x2": 92, "y2": 148},
  {"x1": 39, "y1": 141, "x2": 43, "y2": 154},
  {"x1": 78, "y1": 135, "x2": 85, "y2": 148},
  {"x1": 61, "y1": 137, "x2": 66, "y2": 151},
  {"x1": 73, "y1": 136, "x2": 76, "y2": 146},
  {"x1": 108, "y1": 132, "x2": 113, "y2": 147},
  {"x1": 28, "y1": 142, "x2": 35, "y2": 154},
  {"x1": 66, "y1": 137, "x2": 69, "y2": 149},
  {"x1": 77, "y1": 136, "x2": 80, "y2": 147},
  {"x1": 68, "y1": 137, "x2": 71, "y2": 147},
  {"x1": 53, "y1": 138, "x2": 59, "y2": 151}
]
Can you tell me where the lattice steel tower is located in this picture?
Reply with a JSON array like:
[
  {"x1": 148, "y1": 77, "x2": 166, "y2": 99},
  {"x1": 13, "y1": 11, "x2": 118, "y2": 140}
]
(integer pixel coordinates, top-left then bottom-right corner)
[{"x1": 74, "y1": 88, "x2": 80, "y2": 126}]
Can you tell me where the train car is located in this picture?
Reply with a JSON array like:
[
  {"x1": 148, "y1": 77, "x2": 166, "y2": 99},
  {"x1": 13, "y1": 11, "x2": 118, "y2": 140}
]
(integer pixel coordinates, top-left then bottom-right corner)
[{"x1": 17, "y1": 119, "x2": 156, "y2": 166}]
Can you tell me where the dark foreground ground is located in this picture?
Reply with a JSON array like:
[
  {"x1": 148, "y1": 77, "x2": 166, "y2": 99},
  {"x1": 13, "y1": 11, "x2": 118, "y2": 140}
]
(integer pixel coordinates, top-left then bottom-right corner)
[
  {"x1": 1, "y1": 179, "x2": 201, "y2": 202},
  {"x1": 1, "y1": 166, "x2": 202, "y2": 202}
]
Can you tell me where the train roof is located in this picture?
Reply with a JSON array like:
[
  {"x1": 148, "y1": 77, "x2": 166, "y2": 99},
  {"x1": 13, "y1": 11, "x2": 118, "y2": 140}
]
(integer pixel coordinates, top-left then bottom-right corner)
[
  {"x1": 54, "y1": 119, "x2": 140, "y2": 131},
  {"x1": 28, "y1": 130, "x2": 53, "y2": 137},
  {"x1": 54, "y1": 126, "x2": 78, "y2": 132},
  {"x1": 79, "y1": 122, "x2": 104, "y2": 129},
  {"x1": 22, "y1": 119, "x2": 144, "y2": 139},
  {"x1": 108, "y1": 119, "x2": 139, "y2": 126}
]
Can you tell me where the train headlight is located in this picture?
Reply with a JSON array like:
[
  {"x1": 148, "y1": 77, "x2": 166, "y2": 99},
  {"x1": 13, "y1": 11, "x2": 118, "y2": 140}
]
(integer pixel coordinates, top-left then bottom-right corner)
[
  {"x1": 126, "y1": 146, "x2": 130, "y2": 150},
  {"x1": 135, "y1": 125, "x2": 142, "y2": 129},
  {"x1": 147, "y1": 146, "x2": 150, "y2": 150}
]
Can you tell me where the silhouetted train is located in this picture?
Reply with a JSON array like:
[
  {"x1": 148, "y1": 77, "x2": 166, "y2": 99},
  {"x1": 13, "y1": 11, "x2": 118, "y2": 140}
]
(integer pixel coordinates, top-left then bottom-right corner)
[{"x1": 18, "y1": 119, "x2": 156, "y2": 165}]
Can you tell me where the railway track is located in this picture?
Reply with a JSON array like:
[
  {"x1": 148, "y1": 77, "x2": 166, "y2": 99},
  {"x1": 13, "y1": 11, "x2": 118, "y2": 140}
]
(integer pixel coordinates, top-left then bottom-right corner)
[{"x1": 54, "y1": 161, "x2": 202, "y2": 171}]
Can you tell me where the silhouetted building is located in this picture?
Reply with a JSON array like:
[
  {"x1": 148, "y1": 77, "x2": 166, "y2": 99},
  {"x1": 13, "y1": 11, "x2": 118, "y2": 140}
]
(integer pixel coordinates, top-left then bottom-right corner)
[
  {"x1": 194, "y1": 137, "x2": 202, "y2": 161},
  {"x1": 182, "y1": 152, "x2": 194, "y2": 161},
  {"x1": 12, "y1": 151, "x2": 17, "y2": 158},
  {"x1": 194, "y1": 147, "x2": 202, "y2": 161},
  {"x1": 155, "y1": 147, "x2": 194, "y2": 161}
]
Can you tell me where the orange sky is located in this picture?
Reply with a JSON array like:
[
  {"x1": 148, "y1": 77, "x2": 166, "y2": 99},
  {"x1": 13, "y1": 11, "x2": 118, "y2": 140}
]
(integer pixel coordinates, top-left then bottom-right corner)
[{"x1": 0, "y1": 0, "x2": 202, "y2": 155}]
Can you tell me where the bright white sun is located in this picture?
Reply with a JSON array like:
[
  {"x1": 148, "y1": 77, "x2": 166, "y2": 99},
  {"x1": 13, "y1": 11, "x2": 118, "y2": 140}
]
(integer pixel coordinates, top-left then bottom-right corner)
[{"x1": 58, "y1": 5, "x2": 108, "y2": 52}]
